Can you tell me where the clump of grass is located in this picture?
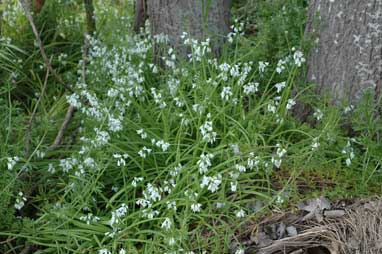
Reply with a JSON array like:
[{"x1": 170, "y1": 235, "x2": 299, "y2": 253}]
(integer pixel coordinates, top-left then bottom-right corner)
[{"x1": 0, "y1": 1, "x2": 382, "y2": 254}]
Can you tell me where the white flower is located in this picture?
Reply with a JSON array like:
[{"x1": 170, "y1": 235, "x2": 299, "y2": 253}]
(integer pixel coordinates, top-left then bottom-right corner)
[
  {"x1": 166, "y1": 201, "x2": 177, "y2": 211},
  {"x1": 243, "y1": 82, "x2": 259, "y2": 95},
  {"x1": 36, "y1": 150, "x2": 45, "y2": 158},
  {"x1": 235, "y1": 247, "x2": 245, "y2": 254},
  {"x1": 221, "y1": 86, "x2": 233, "y2": 101},
  {"x1": 132, "y1": 177, "x2": 144, "y2": 187},
  {"x1": 84, "y1": 157, "x2": 96, "y2": 168},
  {"x1": 344, "y1": 105, "x2": 354, "y2": 114},
  {"x1": 174, "y1": 97, "x2": 184, "y2": 107},
  {"x1": 286, "y1": 99, "x2": 296, "y2": 110},
  {"x1": 161, "y1": 217, "x2": 172, "y2": 230},
  {"x1": 119, "y1": 249, "x2": 126, "y2": 254},
  {"x1": 137, "y1": 129, "x2": 147, "y2": 139},
  {"x1": 108, "y1": 116, "x2": 122, "y2": 132},
  {"x1": 48, "y1": 163, "x2": 56, "y2": 173},
  {"x1": 216, "y1": 202, "x2": 226, "y2": 209},
  {"x1": 235, "y1": 209, "x2": 246, "y2": 218},
  {"x1": 293, "y1": 50, "x2": 305, "y2": 67},
  {"x1": 197, "y1": 153, "x2": 214, "y2": 174},
  {"x1": 99, "y1": 249, "x2": 111, "y2": 254},
  {"x1": 234, "y1": 164, "x2": 246, "y2": 172},
  {"x1": 168, "y1": 237, "x2": 176, "y2": 246},
  {"x1": 200, "y1": 121, "x2": 217, "y2": 144},
  {"x1": 155, "y1": 140, "x2": 170, "y2": 152},
  {"x1": 200, "y1": 174, "x2": 222, "y2": 192},
  {"x1": 191, "y1": 203, "x2": 202, "y2": 213},
  {"x1": 7, "y1": 156, "x2": 19, "y2": 170},
  {"x1": 275, "y1": 82, "x2": 286, "y2": 93},
  {"x1": 276, "y1": 145, "x2": 287, "y2": 158},
  {"x1": 170, "y1": 164, "x2": 182, "y2": 177},
  {"x1": 230, "y1": 181, "x2": 238, "y2": 192},
  {"x1": 276, "y1": 59, "x2": 286, "y2": 74},
  {"x1": 14, "y1": 192, "x2": 27, "y2": 210},
  {"x1": 342, "y1": 141, "x2": 355, "y2": 166},
  {"x1": 113, "y1": 153, "x2": 129, "y2": 166},
  {"x1": 271, "y1": 157, "x2": 282, "y2": 168},
  {"x1": 60, "y1": 157, "x2": 78, "y2": 173},
  {"x1": 79, "y1": 213, "x2": 100, "y2": 225},
  {"x1": 311, "y1": 137, "x2": 320, "y2": 151},
  {"x1": 192, "y1": 104, "x2": 204, "y2": 114},
  {"x1": 247, "y1": 156, "x2": 260, "y2": 170},
  {"x1": 143, "y1": 183, "x2": 161, "y2": 202},
  {"x1": 258, "y1": 61, "x2": 269, "y2": 73},
  {"x1": 138, "y1": 146, "x2": 152, "y2": 158},
  {"x1": 313, "y1": 109, "x2": 323, "y2": 121}
]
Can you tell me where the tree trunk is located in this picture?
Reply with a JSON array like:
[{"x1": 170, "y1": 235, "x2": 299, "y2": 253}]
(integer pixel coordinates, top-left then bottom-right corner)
[
  {"x1": 84, "y1": 0, "x2": 96, "y2": 35},
  {"x1": 134, "y1": 0, "x2": 146, "y2": 33},
  {"x1": 147, "y1": 0, "x2": 231, "y2": 56},
  {"x1": 305, "y1": 0, "x2": 382, "y2": 104}
]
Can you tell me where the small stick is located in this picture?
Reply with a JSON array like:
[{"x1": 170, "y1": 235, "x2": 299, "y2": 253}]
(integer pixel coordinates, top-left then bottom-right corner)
[
  {"x1": 49, "y1": 34, "x2": 90, "y2": 150},
  {"x1": 19, "y1": 0, "x2": 74, "y2": 93},
  {"x1": 50, "y1": 105, "x2": 76, "y2": 150}
]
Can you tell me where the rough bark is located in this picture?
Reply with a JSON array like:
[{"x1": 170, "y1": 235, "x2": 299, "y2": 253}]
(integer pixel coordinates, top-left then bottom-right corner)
[
  {"x1": 147, "y1": 0, "x2": 231, "y2": 56},
  {"x1": 134, "y1": 0, "x2": 146, "y2": 33},
  {"x1": 84, "y1": 0, "x2": 96, "y2": 35},
  {"x1": 305, "y1": 0, "x2": 382, "y2": 104}
]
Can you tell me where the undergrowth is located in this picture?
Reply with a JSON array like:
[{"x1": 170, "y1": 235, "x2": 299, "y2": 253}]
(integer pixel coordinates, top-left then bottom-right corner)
[{"x1": 0, "y1": 0, "x2": 382, "y2": 253}]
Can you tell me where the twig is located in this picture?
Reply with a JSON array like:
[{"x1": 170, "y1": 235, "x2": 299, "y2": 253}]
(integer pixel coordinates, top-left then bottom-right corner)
[
  {"x1": 19, "y1": 0, "x2": 74, "y2": 93},
  {"x1": 49, "y1": 34, "x2": 90, "y2": 150},
  {"x1": 25, "y1": 68, "x2": 49, "y2": 157},
  {"x1": 50, "y1": 105, "x2": 76, "y2": 150}
]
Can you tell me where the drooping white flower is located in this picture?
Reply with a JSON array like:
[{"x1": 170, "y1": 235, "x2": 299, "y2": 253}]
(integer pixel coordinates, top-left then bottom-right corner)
[
  {"x1": 14, "y1": 191, "x2": 27, "y2": 210},
  {"x1": 138, "y1": 146, "x2": 152, "y2": 158},
  {"x1": 293, "y1": 50, "x2": 306, "y2": 67},
  {"x1": 258, "y1": 61, "x2": 269, "y2": 73},
  {"x1": 161, "y1": 217, "x2": 172, "y2": 230},
  {"x1": 191, "y1": 203, "x2": 202, "y2": 213},
  {"x1": 275, "y1": 82, "x2": 286, "y2": 93},
  {"x1": 132, "y1": 177, "x2": 144, "y2": 187},
  {"x1": 286, "y1": 99, "x2": 296, "y2": 110},
  {"x1": 313, "y1": 109, "x2": 323, "y2": 121},
  {"x1": 168, "y1": 237, "x2": 176, "y2": 246},
  {"x1": 276, "y1": 59, "x2": 286, "y2": 74},
  {"x1": 311, "y1": 137, "x2": 320, "y2": 151},
  {"x1": 243, "y1": 82, "x2": 259, "y2": 95},
  {"x1": 7, "y1": 156, "x2": 20, "y2": 170},
  {"x1": 221, "y1": 86, "x2": 233, "y2": 101},
  {"x1": 99, "y1": 249, "x2": 111, "y2": 254},
  {"x1": 197, "y1": 153, "x2": 214, "y2": 174},
  {"x1": 200, "y1": 121, "x2": 217, "y2": 144},
  {"x1": 137, "y1": 128, "x2": 147, "y2": 139},
  {"x1": 235, "y1": 209, "x2": 246, "y2": 218}
]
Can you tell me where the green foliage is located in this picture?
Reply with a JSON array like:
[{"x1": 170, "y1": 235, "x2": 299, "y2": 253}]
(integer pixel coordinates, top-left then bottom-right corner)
[{"x1": 0, "y1": 0, "x2": 382, "y2": 253}]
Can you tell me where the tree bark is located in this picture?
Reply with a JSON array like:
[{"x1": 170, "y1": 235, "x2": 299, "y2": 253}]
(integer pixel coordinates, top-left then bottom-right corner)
[
  {"x1": 305, "y1": 0, "x2": 382, "y2": 104},
  {"x1": 147, "y1": 0, "x2": 231, "y2": 56},
  {"x1": 84, "y1": 0, "x2": 96, "y2": 35},
  {"x1": 134, "y1": 0, "x2": 146, "y2": 33}
]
